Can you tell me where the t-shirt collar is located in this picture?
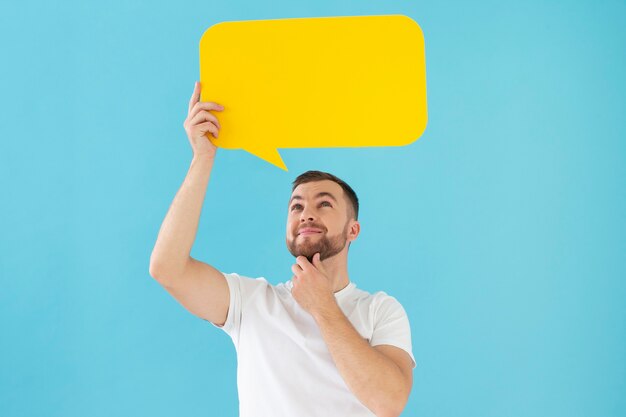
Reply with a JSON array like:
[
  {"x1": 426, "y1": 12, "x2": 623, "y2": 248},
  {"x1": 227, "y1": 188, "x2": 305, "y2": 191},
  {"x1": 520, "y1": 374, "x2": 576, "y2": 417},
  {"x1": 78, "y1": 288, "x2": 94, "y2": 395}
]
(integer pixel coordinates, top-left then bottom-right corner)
[
  {"x1": 334, "y1": 281, "x2": 356, "y2": 298},
  {"x1": 286, "y1": 280, "x2": 356, "y2": 299}
]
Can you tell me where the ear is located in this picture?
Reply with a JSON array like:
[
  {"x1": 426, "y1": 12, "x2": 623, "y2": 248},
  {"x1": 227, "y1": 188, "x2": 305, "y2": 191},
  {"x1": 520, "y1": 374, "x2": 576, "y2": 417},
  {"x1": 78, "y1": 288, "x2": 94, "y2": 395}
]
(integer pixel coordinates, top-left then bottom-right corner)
[{"x1": 348, "y1": 220, "x2": 361, "y2": 242}]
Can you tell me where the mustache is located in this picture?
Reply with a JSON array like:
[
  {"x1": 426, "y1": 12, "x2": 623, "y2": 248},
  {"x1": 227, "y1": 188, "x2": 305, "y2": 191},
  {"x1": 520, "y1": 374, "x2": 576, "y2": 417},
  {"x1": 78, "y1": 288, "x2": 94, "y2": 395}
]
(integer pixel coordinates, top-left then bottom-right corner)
[{"x1": 296, "y1": 223, "x2": 326, "y2": 233}]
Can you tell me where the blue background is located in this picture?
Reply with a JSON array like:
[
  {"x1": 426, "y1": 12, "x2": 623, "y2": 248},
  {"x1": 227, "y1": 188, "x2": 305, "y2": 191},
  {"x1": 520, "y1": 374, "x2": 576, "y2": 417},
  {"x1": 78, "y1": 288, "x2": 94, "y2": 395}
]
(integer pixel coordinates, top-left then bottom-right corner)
[{"x1": 1, "y1": 1, "x2": 625, "y2": 416}]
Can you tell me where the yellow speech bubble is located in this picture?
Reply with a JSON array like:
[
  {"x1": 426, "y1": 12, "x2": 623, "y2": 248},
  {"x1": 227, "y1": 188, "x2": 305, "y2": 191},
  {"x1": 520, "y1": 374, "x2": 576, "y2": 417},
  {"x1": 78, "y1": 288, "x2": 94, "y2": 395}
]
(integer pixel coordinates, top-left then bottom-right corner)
[{"x1": 199, "y1": 15, "x2": 427, "y2": 170}]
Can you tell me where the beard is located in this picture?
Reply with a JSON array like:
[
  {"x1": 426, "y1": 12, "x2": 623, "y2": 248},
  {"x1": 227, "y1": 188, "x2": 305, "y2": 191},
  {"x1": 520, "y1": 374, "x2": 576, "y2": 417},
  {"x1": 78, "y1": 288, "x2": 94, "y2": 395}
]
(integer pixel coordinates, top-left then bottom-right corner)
[{"x1": 287, "y1": 221, "x2": 350, "y2": 263}]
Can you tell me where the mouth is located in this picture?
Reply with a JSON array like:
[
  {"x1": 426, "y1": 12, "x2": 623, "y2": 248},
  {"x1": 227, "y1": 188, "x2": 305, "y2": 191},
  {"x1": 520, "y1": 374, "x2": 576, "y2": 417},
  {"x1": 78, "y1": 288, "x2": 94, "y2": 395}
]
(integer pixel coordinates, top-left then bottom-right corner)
[
  {"x1": 297, "y1": 228, "x2": 323, "y2": 236},
  {"x1": 299, "y1": 231, "x2": 322, "y2": 236}
]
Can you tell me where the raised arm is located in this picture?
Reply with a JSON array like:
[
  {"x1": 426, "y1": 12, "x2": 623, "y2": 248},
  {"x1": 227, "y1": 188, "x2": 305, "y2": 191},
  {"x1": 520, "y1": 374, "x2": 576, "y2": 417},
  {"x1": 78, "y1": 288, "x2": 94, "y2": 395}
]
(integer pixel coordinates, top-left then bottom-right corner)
[{"x1": 149, "y1": 82, "x2": 229, "y2": 325}]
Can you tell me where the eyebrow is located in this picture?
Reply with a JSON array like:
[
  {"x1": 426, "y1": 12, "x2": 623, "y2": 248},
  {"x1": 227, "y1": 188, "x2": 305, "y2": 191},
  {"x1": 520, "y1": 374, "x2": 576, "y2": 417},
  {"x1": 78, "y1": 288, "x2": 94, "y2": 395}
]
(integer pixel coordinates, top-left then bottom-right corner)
[{"x1": 289, "y1": 192, "x2": 338, "y2": 206}]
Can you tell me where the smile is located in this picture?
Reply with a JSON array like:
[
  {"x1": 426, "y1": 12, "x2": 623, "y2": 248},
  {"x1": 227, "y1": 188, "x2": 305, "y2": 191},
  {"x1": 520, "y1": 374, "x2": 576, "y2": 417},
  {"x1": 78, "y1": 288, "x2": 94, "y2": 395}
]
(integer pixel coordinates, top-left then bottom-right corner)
[{"x1": 299, "y1": 231, "x2": 322, "y2": 236}]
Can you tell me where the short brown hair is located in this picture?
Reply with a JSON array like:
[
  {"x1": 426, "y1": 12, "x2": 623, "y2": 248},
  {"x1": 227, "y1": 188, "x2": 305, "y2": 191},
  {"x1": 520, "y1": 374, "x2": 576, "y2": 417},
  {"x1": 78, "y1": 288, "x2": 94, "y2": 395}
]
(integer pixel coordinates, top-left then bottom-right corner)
[{"x1": 291, "y1": 171, "x2": 359, "y2": 220}]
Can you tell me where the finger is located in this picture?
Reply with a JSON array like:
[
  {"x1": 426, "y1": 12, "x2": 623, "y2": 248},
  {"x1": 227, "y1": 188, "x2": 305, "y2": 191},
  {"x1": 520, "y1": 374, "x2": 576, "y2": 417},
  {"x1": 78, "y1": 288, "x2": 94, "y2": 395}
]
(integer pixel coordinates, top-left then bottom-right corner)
[
  {"x1": 295, "y1": 256, "x2": 311, "y2": 270},
  {"x1": 188, "y1": 101, "x2": 224, "y2": 117},
  {"x1": 189, "y1": 110, "x2": 221, "y2": 130},
  {"x1": 189, "y1": 103, "x2": 223, "y2": 127},
  {"x1": 194, "y1": 121, "x2": 219, "y2": 138},
  {"x1": 187, "y1": 102, "x2": 222, "y2": 129},
  {"x1": 291, "y1": 263, "x2": 303, "y2": 276},
  {"x1": 312, "y1": 253, "x2": 322, "y2": 268},
  {"x1": 188, "y1": 81, "x2": 200, "y2": 114},
  {"x1": 313, "y1": 253, "x2": 328, "y2": 276}
]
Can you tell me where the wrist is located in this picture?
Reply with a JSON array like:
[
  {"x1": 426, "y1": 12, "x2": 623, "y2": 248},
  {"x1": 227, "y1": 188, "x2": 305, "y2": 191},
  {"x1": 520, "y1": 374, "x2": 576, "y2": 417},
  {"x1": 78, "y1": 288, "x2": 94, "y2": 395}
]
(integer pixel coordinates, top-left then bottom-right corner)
[
  {"x1": 192, "y1": 153, "x2": 216, "y2": 164},
  {"x1": 312, "y1": 297, "x2": 341, "y2": 323}
]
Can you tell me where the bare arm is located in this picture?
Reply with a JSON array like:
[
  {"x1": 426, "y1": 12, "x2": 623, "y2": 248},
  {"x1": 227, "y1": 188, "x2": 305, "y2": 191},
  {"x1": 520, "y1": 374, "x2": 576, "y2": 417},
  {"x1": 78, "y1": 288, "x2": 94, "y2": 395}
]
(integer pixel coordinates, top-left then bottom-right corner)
[
  {"x1": 290, "y1": 256, "x2": 413, "y2": 416},
  {"x1": 149, "y1": 82, "x2": 229, "y2": 325},
  {"x1": 149, "y1": 155, "x2": 215, "y2": 279},
  {"x1": 313, "y1": 304, "x2": 413, "y2": 417}
]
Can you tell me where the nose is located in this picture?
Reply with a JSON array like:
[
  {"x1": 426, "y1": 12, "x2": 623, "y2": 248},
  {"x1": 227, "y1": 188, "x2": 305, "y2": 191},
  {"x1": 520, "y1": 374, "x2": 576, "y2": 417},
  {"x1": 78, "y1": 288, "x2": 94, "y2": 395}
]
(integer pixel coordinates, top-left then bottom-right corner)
[{"x1": 300, "y1": 205, "x2": 316, "y2": 223}]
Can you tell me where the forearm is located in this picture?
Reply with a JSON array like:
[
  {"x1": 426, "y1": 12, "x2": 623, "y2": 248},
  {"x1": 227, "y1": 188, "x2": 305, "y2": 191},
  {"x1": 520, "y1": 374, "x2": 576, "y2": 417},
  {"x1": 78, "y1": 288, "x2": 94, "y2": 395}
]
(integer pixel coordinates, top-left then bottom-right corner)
[
  {"x1": 314, "y1": 304, "x2": 407, "y2": 417},
  {"x1": 149, "y1": 155, "x2": 215, "y2": 278}
]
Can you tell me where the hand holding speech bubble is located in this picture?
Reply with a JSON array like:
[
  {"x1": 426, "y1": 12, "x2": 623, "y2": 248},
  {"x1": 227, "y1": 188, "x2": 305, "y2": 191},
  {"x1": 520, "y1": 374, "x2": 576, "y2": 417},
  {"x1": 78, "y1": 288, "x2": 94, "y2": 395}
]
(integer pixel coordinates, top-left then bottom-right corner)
[{"x1": 199, "y1": 14, "x2": 427, "y2": 170}]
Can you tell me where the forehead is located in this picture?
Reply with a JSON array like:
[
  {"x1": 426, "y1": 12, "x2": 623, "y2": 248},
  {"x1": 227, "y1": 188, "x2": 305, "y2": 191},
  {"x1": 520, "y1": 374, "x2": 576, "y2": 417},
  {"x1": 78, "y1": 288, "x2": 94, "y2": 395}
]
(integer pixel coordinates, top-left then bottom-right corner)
[{"x1": 290, "y1": 180, "x2": 344, "y2": 201}]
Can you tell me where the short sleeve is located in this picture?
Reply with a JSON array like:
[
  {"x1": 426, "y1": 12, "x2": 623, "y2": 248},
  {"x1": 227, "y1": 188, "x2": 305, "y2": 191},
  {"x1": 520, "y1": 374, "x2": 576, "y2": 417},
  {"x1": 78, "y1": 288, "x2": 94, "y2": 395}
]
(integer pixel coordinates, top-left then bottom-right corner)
[
  {"x1": 370, "y1": 293, "x2": 416, "y2": 368},
  {"x1": 206, "y1": 272, "x2": 268, "y2": 347},
  {"x1": 208, "y1": 273, "x2": 241, "y2": 338}
]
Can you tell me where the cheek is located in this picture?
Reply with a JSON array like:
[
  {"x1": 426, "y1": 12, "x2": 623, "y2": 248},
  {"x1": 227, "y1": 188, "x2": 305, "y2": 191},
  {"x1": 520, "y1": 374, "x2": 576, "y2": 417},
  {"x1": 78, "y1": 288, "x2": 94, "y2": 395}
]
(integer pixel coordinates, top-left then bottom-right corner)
[{"x1": 286, "y1": 220, "x2": 297, "y2": 236}]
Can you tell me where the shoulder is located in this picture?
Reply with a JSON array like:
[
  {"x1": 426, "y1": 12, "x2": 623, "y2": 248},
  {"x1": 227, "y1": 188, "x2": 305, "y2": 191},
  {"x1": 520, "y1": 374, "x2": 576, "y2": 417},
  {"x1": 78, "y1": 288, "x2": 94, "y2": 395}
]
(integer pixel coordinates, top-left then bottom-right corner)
[
  {"x1": 369, "y1": 290, "x2": 409, "y2": 321},
  {"x1": 346, "y1": 286, "x2": 407, "y2": 317},
  {"x1": 352, "y1": 286, "x2": 405, "y2": 308},
  {"x1": 221, "y1": 272, "x2": 271, "y2": 292},
  {"x1": 223, "y1": 271, "x2": 268, "y2": 283},
  {"x1": 371, "y1": 290, "x2": 405, "y2": 307}
]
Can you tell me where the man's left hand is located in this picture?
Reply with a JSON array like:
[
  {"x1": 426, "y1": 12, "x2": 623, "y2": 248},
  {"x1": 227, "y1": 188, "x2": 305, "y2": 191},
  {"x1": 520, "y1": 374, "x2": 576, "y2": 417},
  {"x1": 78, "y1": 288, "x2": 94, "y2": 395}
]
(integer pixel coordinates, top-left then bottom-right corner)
[{"x1": 291, "y1": 253, "x2": 337, "y2": 317}]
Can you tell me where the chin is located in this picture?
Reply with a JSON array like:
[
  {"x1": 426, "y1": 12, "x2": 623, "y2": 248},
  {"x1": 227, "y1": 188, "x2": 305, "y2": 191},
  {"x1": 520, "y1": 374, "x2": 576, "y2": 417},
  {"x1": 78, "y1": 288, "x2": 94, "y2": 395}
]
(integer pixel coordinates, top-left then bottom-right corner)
[{"x1": 288, "y1": 242, "x2": 316, "y2": 259}]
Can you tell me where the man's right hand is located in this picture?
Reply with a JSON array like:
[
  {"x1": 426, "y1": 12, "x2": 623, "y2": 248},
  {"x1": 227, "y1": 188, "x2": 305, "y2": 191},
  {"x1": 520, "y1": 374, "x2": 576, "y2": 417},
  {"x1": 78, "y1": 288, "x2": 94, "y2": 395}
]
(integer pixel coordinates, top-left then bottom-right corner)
[{"x1": 183, "y1": 81, "x2": 224, "y2": 159}]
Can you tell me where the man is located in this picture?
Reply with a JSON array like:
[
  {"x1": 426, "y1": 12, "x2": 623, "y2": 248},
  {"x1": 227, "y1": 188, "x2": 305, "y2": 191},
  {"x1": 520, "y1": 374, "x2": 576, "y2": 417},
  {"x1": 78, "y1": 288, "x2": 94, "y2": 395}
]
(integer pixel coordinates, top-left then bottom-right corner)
[{"x1": 149, "y1": 81, "x2": 416, "y2": 417}]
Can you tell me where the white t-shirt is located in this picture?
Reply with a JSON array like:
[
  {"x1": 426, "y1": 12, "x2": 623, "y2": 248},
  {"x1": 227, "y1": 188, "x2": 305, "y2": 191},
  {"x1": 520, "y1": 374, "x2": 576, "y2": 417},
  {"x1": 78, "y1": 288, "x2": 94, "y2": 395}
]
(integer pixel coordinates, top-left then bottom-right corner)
[{"x1": 209, "y1": 272, "x2": 416, "y2": 417}]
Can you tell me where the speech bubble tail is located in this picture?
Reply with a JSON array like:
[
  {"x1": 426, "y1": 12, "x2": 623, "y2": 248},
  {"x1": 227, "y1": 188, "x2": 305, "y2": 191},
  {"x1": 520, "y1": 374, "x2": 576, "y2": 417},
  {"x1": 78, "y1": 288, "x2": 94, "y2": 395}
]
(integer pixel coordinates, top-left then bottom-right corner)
[{"x1": 243, "y1": 146, "x2": 288, "y2": 171}]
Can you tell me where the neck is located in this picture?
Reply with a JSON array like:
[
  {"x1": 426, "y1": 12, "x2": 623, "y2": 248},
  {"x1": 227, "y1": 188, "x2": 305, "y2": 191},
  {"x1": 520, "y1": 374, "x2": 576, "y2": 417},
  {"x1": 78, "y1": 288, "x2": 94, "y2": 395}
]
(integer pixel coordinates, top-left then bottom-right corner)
[{"x1": 320, "y1": 250, "x2": 350, "y2": 293}]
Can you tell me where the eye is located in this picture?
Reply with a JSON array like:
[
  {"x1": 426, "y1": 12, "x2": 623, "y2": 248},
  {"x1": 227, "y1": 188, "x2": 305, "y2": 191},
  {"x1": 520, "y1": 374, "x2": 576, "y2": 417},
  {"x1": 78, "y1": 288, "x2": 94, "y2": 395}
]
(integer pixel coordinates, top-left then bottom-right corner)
[
  {"x1": 290, "y1": 203, "x2": 303, "y2": 211},
  {"x1": 320, "y1": 201, "x2": 332, "y2": 207}
]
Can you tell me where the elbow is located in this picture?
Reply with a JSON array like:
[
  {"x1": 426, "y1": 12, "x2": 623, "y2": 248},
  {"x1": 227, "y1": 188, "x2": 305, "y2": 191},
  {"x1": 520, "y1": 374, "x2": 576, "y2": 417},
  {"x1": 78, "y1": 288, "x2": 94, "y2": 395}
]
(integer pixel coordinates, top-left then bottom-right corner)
[
  {"x1": 149, "y1": 257, "x2": 163, "y2": 279},
  {"x1": 149, "y1": 257, "x2": 185, "y2": 286},
  {"x1": 375, "y1": 393, "x2": 409, "y2": 417},
  {"x1": 376, "y1": 411, "x2": 398, "y2": 417},
  {"x1": 149, "y1": 263, "x2": 161, "y2": 280},
  {"x1": 149, "y1": 265, "x2": 172, "y2": 285},
  {"x1": 149, "y1": 258, "x2": 172, "y2": 283},
  {"x1": 376, "y1": 408, "x2": 401, "y2": 417},
  {"x1": 376, "y1": 407, "x2": 402, "y2": 417}
]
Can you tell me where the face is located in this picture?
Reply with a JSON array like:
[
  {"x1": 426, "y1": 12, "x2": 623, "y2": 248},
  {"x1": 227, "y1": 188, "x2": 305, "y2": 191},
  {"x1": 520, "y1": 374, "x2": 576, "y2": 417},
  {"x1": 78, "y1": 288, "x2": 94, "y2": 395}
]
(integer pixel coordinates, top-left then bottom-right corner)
[{"x1": 286, "y1": 180, "x2": 358, "y2": 262}]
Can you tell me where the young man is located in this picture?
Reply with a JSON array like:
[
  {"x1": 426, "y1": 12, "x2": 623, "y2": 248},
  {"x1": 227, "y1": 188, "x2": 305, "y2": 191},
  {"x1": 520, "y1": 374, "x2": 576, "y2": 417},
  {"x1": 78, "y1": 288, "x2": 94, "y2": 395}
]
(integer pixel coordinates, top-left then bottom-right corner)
[{"x1": 149, "y1": 82, "x2": 416, "y2": 417}]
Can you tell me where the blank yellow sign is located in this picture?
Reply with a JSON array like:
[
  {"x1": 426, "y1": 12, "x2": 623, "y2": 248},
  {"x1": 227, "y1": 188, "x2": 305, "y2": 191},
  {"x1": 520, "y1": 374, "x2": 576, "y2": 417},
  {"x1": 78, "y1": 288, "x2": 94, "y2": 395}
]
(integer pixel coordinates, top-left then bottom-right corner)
[{"x1": 199, "y1": 14, "x2": 427, "y2": 170}]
